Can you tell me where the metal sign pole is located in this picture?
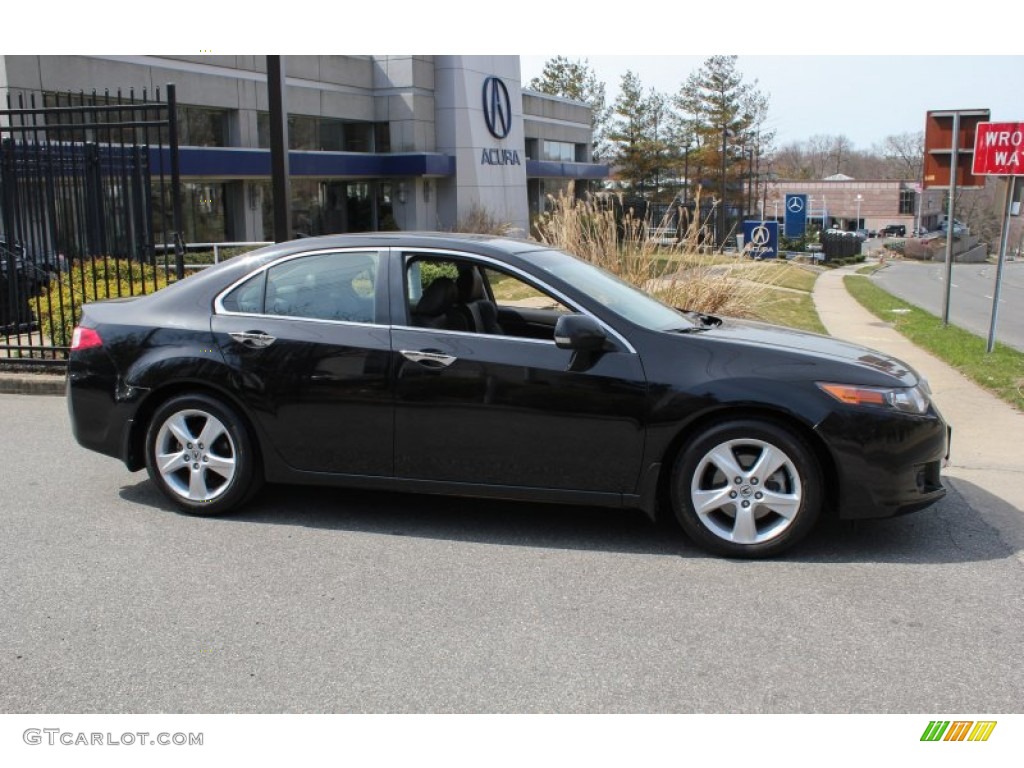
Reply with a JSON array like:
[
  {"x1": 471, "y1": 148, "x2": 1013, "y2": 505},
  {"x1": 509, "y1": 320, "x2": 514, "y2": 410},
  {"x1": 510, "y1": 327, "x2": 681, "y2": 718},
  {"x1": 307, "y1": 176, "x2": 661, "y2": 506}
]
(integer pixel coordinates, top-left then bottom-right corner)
[
  {"x1": 986, "y1": 176, "x2": 1017, "y2": 353},
  {"x1": 267, "y1": 55, "x2": 292, "y2": 243},
  {"x1": 941, "y1": 112, "x2": 960, "y2": 325}
]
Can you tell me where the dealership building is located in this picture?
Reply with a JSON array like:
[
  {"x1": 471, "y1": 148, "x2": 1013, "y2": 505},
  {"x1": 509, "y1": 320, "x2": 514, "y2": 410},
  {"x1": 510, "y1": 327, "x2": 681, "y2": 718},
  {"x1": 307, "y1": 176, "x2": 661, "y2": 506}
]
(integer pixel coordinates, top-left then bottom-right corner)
[
  {"x1": 763, "y1": 175, "x2": 945, "y2": 234},
  {"x1": 0, "y1": 55, "x2": 606, "y2": 244}
]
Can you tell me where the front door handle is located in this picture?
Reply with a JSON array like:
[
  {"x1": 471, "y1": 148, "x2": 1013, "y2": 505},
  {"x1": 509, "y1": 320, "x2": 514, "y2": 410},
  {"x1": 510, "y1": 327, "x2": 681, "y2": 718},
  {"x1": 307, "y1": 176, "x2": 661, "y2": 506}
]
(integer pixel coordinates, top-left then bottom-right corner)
[
  {"x1": 400, "y1": 349, "x2": 457, "y2": 368},
  {"x1": 230, "y1": 331, "x2": 276, "y2": 348}
]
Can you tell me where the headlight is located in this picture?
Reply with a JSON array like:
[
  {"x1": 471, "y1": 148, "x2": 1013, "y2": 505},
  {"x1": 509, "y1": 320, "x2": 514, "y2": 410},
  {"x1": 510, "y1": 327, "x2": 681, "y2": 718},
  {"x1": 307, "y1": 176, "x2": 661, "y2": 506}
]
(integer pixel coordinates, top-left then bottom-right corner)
[{"x1": 817, "y1": 382, "x2": 930, "y2": 415}]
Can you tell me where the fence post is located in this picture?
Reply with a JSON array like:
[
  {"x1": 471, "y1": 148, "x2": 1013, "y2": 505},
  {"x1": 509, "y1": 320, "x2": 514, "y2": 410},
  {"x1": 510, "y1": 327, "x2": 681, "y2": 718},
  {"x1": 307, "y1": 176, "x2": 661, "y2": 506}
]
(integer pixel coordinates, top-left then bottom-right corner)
[{"x1": 167, "y1": 84, "x2": 185, "y2": 280}]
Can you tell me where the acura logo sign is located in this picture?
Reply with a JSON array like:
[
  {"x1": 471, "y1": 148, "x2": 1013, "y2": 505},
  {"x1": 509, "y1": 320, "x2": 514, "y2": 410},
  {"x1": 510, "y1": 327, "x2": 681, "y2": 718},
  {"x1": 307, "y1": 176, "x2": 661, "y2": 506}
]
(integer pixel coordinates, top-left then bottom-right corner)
[{"x1": 482, "y1": 76, "x2": 511, "y2": 140}]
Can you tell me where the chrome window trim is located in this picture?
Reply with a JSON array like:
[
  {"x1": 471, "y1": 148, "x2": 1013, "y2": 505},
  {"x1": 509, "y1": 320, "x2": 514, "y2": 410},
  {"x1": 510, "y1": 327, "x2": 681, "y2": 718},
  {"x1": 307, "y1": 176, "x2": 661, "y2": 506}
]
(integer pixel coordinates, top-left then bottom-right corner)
[
  {"x1": 396, "y1": 247, "x2": 638, "y2": 355},
  {"x1": 390, "y1": 323, "x2": 559, "y2": 346},
  {"x1": 213, "y1": 247, "x2": 386, "y2": 326},
  {"x1": 213, "y1": 310, "x2": 385, "y2": 331},
  {"x1": 212, "y1": 244, "x2": 638, "y2": 354}
]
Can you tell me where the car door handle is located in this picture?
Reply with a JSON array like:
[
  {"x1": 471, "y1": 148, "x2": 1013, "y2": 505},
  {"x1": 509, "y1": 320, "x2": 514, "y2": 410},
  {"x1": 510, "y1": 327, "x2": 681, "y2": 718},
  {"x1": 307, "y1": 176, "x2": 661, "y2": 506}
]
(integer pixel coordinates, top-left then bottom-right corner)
[
  {"x1": 400, "y1": 349, "x2": 457, "y2": 368},
  {"x1": 229, "y1": 331, "x2": 276, "y2": 348}
]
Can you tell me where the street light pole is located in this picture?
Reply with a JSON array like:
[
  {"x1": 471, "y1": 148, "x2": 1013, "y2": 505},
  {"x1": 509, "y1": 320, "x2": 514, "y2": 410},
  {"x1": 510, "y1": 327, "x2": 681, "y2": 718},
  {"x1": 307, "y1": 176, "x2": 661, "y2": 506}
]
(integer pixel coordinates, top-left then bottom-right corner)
[
  {"x1": 719, "y1": 123, "x2": 728, "y2": 247},
  {"x1": 683, "y1": 142, "x2": 691, "y2": 205},
  {"x1": 856, "y1": 194, "x2": 862, "y2": 231}
]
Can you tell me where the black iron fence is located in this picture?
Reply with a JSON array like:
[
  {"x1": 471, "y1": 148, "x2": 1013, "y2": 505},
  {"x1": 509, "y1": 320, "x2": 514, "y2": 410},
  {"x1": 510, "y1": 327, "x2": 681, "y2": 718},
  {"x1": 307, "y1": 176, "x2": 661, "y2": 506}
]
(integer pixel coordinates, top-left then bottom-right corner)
[{"x1": 0, "y1": 85, "x2": 183, "y2": 366}]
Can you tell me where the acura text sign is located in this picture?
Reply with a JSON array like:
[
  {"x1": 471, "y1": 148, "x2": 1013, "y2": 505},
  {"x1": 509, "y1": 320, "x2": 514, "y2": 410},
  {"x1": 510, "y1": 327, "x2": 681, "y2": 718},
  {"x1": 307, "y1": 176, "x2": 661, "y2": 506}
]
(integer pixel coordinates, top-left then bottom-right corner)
[
  {"x1": 972, "y1": 122, "x2": 1024, "y2": 176},
  {"x1": 742, "y1": 220, "x2": 779, "y2": 259}
]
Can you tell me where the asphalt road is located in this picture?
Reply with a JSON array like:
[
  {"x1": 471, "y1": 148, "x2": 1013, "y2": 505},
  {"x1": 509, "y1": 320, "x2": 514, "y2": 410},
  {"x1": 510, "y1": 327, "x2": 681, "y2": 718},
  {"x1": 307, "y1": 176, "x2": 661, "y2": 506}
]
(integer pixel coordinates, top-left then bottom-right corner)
[
  {"x1": 872, "y1": 259, "x2": 1024, "y2": 351},
  {"x1": 2, "y1": 393, "x2": 1023, "y2": 714}
]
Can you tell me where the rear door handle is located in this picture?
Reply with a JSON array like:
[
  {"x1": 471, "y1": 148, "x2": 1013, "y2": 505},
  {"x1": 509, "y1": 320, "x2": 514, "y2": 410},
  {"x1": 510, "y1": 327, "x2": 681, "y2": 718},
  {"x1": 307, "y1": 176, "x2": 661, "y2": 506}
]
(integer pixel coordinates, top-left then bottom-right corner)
[
  {"x1": 400, "y1": 349, "x2": 457, "y2": 368},
  {"x1": 230, "y1": 331, "x2": 276, "y2": 348}
]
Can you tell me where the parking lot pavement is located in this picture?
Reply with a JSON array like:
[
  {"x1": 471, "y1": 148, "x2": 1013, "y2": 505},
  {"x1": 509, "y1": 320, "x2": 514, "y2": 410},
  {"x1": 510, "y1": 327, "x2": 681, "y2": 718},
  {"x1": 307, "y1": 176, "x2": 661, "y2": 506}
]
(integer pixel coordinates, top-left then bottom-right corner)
[{"x1": 2, "y1": 392, "x2": 1023, "y2": 714}]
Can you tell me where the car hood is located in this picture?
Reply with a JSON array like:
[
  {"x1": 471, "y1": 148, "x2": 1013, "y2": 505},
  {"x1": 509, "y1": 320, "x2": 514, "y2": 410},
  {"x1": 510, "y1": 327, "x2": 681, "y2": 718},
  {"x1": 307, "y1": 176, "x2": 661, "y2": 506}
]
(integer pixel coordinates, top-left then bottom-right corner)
[{"x1": 695, "y1": 317, "x2": 920, "y2": 386}]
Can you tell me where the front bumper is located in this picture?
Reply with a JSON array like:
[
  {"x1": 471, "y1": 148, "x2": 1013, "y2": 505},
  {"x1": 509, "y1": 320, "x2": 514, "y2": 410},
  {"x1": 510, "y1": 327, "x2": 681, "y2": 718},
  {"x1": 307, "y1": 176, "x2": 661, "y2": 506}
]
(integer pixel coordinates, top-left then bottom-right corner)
[{"x1": 816, "y1": 406, "x2": 949, "y2": 520}]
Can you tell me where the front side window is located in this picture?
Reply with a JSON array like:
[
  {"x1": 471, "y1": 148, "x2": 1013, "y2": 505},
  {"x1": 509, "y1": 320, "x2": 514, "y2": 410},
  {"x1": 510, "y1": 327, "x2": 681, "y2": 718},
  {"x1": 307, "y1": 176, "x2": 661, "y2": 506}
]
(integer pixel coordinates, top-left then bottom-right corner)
[{"x1": 404, "y1": 255, "x2": 571, "y2": 340}]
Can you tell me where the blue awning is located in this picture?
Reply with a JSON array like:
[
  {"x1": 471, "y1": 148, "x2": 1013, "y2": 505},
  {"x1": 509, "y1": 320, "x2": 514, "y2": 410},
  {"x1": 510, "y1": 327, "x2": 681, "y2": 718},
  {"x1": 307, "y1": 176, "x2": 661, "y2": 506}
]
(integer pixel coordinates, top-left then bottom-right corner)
[{"x1": 148, "y1": 146, "x2": 456, "y2": 179}]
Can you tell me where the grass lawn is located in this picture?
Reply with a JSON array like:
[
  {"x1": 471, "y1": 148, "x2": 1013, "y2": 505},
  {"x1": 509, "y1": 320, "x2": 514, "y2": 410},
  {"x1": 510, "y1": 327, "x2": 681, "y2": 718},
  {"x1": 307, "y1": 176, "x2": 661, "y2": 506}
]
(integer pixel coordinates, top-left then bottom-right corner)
[
  {"x1": 744, "y1": 262, "x2": 826, "y2": 334},
  {"x1": 845, "y1": 275, "x2": 1024, "y2": 412},
  {"x1": 755, "y1": 287, "x2": 827, "y2": 334}
]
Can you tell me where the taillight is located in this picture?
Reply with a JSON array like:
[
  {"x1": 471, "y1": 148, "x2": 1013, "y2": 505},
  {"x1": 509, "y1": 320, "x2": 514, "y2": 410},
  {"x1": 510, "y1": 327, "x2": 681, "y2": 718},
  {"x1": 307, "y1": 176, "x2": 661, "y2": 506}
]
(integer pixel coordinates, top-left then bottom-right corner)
[{"x1": 71, "y1": 326, "x2": 102, "y2": 351}]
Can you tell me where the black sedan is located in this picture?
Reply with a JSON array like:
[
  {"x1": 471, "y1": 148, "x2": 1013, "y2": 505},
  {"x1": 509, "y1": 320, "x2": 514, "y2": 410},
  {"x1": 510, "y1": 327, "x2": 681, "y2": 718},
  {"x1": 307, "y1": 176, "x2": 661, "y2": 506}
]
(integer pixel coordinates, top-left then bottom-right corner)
[{"x1": 67, "y1": 233, "x2": 949, "y2": 557}]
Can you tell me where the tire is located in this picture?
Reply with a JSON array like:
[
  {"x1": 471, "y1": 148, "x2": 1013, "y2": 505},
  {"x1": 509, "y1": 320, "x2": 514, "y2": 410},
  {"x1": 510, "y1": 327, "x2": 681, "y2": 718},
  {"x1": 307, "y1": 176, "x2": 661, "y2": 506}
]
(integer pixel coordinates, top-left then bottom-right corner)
[
  {"x1": 144, "y1": 393, "x2": 262, "y2": 515},
  {"x1": 670, "y1": 419, "x2": 822, "y2": 558}
]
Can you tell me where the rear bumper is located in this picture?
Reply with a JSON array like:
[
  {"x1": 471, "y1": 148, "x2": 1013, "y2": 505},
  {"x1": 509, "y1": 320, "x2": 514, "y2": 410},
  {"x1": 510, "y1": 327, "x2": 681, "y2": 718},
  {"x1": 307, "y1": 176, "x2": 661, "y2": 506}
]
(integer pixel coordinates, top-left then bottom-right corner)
[{"x1": 66, "y1": 354, "x2": 136, "y2": 465}]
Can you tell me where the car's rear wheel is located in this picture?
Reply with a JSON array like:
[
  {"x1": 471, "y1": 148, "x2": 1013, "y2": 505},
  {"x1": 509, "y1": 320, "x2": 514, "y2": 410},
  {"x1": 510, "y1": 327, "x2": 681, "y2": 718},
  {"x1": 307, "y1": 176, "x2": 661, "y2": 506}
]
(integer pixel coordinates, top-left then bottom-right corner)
[
  {"x1": 145, "y1": 393, "x2": 262, "y2": 515},
  {"x1": 671, "y1": 419, "x2": 822, "y2": 558}
]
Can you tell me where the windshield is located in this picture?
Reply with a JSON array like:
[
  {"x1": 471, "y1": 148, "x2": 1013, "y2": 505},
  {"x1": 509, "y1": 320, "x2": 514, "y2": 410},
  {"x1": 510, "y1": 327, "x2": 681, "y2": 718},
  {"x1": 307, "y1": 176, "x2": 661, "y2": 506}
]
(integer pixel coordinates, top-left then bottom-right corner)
[{"x1": 528, "y1": 249, "x2": 696, "y2": 332}]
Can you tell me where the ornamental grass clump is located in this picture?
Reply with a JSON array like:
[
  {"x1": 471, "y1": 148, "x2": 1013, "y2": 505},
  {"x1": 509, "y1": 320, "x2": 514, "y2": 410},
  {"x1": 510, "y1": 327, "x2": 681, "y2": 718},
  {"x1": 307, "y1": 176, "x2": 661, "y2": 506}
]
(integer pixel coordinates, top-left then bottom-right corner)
[{"x1": 533, "y1": 188, "x2": 777, "y2": 318}]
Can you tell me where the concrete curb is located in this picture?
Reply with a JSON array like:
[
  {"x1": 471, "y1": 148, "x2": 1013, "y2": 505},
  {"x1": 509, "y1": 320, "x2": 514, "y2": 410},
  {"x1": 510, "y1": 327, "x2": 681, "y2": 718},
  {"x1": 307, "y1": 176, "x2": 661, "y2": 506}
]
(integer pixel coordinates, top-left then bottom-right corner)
[{"x1": 0, "y1": 372, "x2": 66, "y2": 396}]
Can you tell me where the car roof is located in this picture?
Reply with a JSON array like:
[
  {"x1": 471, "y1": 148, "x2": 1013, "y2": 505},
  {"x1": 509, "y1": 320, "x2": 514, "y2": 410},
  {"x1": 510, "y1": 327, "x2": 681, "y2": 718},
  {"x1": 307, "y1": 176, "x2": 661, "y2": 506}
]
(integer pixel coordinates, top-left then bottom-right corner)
[
  {"x1": 139, "y1": 232, "x2": 559, "y2": 310},
  {"x1": 249, "y1": 231, "x2": 551, "y2": 261}
]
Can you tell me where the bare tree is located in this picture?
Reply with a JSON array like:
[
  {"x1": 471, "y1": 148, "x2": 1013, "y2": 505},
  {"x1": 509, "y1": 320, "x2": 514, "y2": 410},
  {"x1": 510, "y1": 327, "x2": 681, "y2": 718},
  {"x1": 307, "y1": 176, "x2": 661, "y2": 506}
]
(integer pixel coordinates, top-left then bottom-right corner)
[
  {"x1": 804, "y1": 135, "x2": 834, "y2": 178},
  {"x1": 879, "y1": 131, "x2": 924, "y2": 181},
  {"x1": 831, "y1": 135, "x2": 854, "y2": 175}
]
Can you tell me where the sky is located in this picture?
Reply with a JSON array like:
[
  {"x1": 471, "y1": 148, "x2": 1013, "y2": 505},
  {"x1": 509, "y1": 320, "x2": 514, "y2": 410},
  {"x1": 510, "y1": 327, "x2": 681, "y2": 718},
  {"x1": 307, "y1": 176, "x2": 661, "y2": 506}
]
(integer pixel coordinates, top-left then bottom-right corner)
[
  {"x1": 518, "y1": 55, "x2": 1023, "y2": 150},
  {"x1": 10, "y1": 3, "x2": 1022, "y2": 154}
]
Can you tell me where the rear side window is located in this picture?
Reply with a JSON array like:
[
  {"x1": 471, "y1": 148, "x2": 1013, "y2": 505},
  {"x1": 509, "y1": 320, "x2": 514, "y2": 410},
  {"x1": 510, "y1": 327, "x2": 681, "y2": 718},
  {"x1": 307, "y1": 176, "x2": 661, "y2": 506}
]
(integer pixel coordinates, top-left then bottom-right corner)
[
  {"x1": 265, "y1": 251, "x2": 379, "y2": 323},
  {"x1": 221, "y1": 272, "x2": 266, "y2": 314}
]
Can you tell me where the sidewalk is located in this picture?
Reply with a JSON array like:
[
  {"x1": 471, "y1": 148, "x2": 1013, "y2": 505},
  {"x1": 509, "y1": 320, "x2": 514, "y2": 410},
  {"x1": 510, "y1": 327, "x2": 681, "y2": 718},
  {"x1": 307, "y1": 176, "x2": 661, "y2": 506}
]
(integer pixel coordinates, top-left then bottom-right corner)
[{"x1": 813, "y1": 265, "x2": 1024, "y2": 522}]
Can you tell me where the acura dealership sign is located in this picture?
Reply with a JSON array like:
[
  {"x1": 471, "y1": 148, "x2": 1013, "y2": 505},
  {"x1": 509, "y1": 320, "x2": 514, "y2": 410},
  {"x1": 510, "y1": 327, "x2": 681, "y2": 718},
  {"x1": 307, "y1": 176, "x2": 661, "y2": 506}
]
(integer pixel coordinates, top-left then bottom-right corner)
[
  {"x1": 482, "y1": 76, "x2": 511, "y2": 139},
  {"x1": 480, "y1": 75, "x2": 520, "y2": 166}
]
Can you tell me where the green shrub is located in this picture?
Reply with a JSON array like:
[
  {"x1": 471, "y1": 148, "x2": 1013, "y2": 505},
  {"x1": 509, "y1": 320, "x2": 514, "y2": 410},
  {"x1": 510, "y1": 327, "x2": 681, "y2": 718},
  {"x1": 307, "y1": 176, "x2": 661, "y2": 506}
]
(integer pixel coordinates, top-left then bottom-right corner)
[
  {"x1": 418, "y1": 261, "x2": 459, "y2": 290},
  {"x1": 36, "y1": 258, "x2": 173, "y2": 347},
  {"x1": 182, "y1": 246, "x2": 257, "y2": 265}
]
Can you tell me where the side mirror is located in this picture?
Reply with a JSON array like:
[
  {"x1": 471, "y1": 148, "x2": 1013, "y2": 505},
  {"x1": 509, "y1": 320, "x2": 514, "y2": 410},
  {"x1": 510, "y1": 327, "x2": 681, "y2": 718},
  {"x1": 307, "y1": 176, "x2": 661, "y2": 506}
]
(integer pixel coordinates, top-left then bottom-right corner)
[{"x1": 554, "y1": 314, "x2": 608, "y2": 352}]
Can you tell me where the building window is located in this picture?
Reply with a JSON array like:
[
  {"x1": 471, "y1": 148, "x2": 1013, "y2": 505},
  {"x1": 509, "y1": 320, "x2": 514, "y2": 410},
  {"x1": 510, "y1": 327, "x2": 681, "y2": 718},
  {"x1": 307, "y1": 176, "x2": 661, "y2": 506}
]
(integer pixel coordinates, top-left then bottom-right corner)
[
  {"x1": 899, "y1": 189, "x2": 915, "y2": 215},
  {"x1": 39, "y1": 93, "x2": 229, "y2": 147},
  {"x1": 152, "y1": 181, "x2": 228, "y2": 243},
  {"x1": 178, "y1": 106, "x2": 228, "y2": 147},
  {"x1": 374, "y1": 123, "x2": 391, "y2": 154},
  {"x1": 257, "y1": 114, "x2": 388, "y2": 153},
  {"x1": 542, "y1": 140, "x2": 576, "y2": 163},
  {"x1": 257, "y1": 179, "x2": 391, "y2": 237}
]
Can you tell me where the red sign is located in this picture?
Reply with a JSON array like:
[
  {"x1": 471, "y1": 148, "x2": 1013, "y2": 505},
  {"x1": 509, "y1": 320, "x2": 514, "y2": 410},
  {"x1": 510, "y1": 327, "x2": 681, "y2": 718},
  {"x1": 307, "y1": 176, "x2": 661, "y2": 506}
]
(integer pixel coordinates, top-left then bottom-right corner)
[
  {"x1": 923, "y1": 109, "x2": 990, "y2": 188},
  {"x1": 973, "y1": 122, "x2": 1024, "y2": 176}
]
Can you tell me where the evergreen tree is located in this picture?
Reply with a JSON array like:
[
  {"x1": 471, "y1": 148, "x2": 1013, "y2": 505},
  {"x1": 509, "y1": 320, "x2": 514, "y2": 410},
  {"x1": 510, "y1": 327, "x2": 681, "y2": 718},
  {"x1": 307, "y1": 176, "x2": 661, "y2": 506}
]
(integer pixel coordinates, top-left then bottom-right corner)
[
  {"x1": 675, "y1": 56, "x2": 772, "y2": 242},
  {"x1": 606, "y1": 72, "x2": 675, "y2": 199},
  {"x1": 607, "y1": 71, "x2": 650, "y2": 194}
]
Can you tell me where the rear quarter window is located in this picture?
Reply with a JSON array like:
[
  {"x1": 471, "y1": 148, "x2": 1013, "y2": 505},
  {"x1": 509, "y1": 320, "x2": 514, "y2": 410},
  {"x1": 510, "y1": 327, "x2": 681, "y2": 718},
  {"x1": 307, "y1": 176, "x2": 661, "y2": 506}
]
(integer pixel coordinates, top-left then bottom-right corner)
[{"x1": 220, "y1": 272, "x2": 266, "y2": 314}]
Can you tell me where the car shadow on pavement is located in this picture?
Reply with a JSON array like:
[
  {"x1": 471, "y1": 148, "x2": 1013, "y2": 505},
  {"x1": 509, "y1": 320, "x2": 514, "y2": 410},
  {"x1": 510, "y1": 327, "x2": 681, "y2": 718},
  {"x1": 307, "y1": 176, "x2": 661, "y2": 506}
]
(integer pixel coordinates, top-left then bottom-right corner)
[{"x1": 118, "y1": 475, "x2": 1020, "y2": 565}]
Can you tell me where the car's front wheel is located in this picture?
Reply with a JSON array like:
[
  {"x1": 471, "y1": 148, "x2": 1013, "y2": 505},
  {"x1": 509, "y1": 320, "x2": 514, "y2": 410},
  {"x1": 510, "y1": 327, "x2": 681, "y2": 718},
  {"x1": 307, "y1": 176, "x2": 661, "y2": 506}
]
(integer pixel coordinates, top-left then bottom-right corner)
[
  {"x1": 144, "y1": 393, "x2": 262, "y2": 514},
  {"x1": 671, "y1": 419, "x2": 822, "y2": 558}
]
